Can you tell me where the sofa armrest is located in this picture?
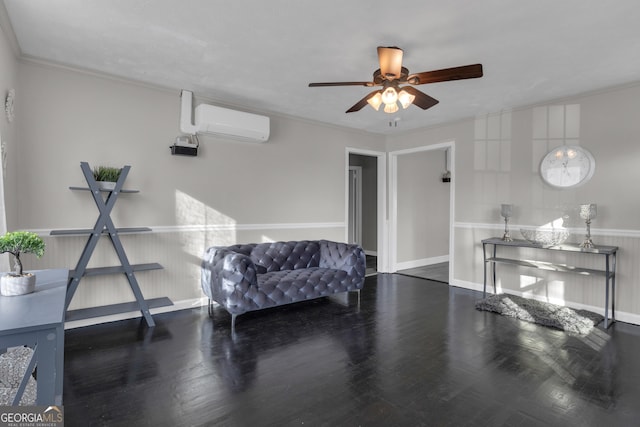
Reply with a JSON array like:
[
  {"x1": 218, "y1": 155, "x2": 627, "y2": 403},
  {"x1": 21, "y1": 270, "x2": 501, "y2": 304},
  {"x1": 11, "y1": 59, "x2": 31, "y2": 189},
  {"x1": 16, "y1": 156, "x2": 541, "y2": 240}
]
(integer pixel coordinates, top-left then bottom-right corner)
[
  {"x1": 201, "y1": 246, "x2": 259, "y2": 313},
  {"x1": 319, "y1": 240, "x2": 366, "y2": 279}
]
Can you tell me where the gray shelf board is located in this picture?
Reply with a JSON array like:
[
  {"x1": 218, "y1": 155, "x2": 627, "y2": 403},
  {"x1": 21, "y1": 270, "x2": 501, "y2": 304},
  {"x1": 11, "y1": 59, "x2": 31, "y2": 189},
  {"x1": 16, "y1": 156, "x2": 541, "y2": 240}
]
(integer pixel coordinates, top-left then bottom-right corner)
[
  {"x1": 482, "y1": 237, "x2": 618, "y2": 255},
  {"x1": 69, "y1": 186, "x2": 139, "y2": 193},
  {"x1": 71, "y1": 263, "x2": 164, "y2": 277},
  {"x1": 50, "y1": 227, "x2": 152, "y2": 236},
  {"x1": 65, "y1": 297, "x2": 173, "y2": 322},
  {"x1": 487, "y1": 257, "x2": 612, "y2": 277}
]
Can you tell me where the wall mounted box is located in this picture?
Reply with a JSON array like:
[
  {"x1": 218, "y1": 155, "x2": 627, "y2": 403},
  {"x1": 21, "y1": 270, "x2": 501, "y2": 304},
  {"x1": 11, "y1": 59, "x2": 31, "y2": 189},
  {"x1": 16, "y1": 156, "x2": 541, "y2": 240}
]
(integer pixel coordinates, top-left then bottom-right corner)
[{"x1": 170, "y1": 145, "x2": 198, "y2": 156}]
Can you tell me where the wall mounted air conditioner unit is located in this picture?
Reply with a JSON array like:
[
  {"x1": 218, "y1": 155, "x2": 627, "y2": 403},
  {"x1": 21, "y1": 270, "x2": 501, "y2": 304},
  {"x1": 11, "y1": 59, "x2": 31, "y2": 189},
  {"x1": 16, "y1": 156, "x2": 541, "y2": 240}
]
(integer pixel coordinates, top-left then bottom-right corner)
[{"x1": 180, "y1": 90, "x2": 270, "y2": 142}]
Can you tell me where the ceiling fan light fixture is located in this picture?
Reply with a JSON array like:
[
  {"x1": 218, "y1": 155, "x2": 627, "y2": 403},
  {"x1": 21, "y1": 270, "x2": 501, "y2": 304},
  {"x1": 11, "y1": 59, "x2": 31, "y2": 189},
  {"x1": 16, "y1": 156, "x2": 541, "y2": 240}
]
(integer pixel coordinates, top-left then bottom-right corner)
[
  {"x1": 378, "y1": 46, "x2": 403, "y2": 79},
  {"x1": 398, "y1": 88, "x2": 415, "y2": 109},
  {"x1": 381, "y1": 87, "x2": 398, "y2": 105},
  {"x1": 367, "y1": 92, "x2": 383, "y2": 111},
  {"x1": 383, "y1": 102, "x2": 399, "y2": 114}
]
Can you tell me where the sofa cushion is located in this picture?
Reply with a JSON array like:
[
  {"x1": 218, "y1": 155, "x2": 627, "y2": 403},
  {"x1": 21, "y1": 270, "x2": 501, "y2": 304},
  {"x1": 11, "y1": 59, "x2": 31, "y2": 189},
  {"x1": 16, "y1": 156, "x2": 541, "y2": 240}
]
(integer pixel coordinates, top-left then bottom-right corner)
[
  {"x1": 247, "y1": 267, "x2": 350, "y2": 308},
  {"x1": 250, "y1": 241, "x2": 321, "y2": 273}
]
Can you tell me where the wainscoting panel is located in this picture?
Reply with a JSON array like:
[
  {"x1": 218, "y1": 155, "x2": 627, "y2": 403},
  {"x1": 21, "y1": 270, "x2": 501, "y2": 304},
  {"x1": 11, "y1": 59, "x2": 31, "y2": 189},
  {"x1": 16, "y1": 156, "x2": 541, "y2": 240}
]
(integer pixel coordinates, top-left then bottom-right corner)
[
  {"x1": 28, "y1": 224, "x2": 345, "y2": 314},
  {"x1": 453, "y1": 223, "x2": 640, "y2": 325}
]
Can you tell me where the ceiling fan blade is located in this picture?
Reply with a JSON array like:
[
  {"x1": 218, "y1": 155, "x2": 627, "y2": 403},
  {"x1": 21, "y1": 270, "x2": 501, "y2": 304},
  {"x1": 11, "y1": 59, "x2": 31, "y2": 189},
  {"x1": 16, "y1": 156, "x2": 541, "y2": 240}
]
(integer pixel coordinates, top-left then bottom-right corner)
[
  {"x1": 346, "y1": 90, "x2": 381, "y2": 113},
  {"x1": 377, "y1": 46, "x2": 403, "y2": 80},
  {"x1": 401, "y1": 86, "x2": 439, "y2": 110},
  {"x1": 409, "y1": 64, "x2": 483, "y2": 85},
  {"x1": 309, "y1": 81, "x2": 374, "y2": 87}
]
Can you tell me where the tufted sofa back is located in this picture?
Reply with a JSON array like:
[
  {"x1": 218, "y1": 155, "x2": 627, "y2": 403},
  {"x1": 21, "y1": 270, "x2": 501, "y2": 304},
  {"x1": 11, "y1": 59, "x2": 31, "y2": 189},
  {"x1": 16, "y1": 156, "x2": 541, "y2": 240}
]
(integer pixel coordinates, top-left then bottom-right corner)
[{"x1": 250, "y1": 240, "x2": 321, "y2": 273}]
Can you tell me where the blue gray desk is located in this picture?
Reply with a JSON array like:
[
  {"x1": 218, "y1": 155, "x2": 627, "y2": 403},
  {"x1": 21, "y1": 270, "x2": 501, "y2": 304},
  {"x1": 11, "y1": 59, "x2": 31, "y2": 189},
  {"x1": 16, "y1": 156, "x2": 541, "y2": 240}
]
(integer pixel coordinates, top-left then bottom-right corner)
[{"x1": 0, "y1": 269, "x2": 68, "y2": 405}]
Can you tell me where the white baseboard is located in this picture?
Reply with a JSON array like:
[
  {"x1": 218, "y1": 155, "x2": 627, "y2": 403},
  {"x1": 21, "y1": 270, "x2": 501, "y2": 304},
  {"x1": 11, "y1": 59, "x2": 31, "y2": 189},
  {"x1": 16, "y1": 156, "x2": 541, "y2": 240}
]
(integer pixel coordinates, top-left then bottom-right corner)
[
  {"x1": 450, "y1": 279, "x2": 640, "y2": 326},
  {"x1": 395, "y1": 255, "x2": 449, "y2": 271},
  {"x1": 64, "y1": 297, "x2": 208, "y2": 330},
  {"x1": 364, "y1": 250, "x2": 378, "y2": 256}
]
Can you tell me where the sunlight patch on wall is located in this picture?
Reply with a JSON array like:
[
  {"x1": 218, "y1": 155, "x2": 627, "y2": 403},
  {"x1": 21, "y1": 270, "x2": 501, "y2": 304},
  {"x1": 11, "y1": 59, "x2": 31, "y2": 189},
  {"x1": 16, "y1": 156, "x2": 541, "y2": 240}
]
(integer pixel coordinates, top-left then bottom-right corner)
[
  {"x1": 520, "y1": 274, "x2": 566, "y2": 305},
  {"x1": 520, "y1": 216, "x2": 569, "y2": 235},
  {"x1": 532, "y1": 104, "x2": 581, "y2": 172},
  {"x1": 473, "y1": 110, "x2": 512, "y2": 210},
  {"x1": 261, "y1": 235, "x2": 275, "y2": 243},
  {"x1": 175, "y1": 189, "x2": 237, "y2": 258},
  {"x1": 539, "y1": 217, "x2": 566, "y2": 230},
  {"x1": 519, "y1": 274, "x2": 541, "y2": 291}
]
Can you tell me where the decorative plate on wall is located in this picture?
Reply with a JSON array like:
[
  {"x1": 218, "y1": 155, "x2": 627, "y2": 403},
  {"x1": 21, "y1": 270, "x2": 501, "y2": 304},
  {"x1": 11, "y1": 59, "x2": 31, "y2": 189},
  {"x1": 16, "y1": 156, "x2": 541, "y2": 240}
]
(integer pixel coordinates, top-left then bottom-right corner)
[
  {"x1": 540, "y1": 145, "x2": 595, "y2": 188},
  {"x1": 5, "y1": 89, "x2": 15, "y2": 123}
]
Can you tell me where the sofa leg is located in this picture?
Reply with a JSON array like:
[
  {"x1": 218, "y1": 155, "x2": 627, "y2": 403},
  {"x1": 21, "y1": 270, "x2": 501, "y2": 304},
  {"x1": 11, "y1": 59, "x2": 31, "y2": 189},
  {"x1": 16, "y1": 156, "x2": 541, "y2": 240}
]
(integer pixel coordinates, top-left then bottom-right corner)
[{"x1": 207, "y1": 299, "x2": 214, "y2": 317}]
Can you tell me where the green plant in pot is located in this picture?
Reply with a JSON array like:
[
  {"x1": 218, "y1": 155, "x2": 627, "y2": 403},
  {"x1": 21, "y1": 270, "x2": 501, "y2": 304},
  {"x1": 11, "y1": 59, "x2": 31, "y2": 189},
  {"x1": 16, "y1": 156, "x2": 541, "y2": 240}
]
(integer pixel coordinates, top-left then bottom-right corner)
[
  {"x1": 92, "y1": 165, "x2": 122, "y2": 190},
  {"x1": 0, "y1": 231, "x2": 46, "y2": 296}
]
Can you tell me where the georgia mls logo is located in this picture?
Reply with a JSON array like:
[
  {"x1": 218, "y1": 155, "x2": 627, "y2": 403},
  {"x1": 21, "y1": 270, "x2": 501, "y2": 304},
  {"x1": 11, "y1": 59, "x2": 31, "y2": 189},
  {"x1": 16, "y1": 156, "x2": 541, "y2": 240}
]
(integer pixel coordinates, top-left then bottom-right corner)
[
  {"x1": 44, "y1": 406, "x2": 63, "y2": 421},
  {"x1": 0, "y1": 405, "x2": 64, "y2": 426}
]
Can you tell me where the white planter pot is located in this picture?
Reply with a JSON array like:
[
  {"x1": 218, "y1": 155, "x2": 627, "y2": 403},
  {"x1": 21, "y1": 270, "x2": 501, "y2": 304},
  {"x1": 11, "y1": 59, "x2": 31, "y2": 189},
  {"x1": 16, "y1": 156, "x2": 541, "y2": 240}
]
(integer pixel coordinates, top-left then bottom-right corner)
[
  {"x1": 97, "y1": 181, "x2": 116, "y2": 191},
  {"x1": 1, "y1": 273, "x2": 36, "y2": 296}
]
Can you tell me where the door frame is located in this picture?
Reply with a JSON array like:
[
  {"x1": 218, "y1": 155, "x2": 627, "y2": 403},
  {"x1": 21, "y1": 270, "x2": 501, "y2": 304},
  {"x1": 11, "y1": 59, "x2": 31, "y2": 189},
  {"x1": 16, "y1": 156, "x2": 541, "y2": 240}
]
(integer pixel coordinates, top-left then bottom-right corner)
[
  {"x1": 348, "y1": 166, "x2": 363, "y2": 245},
  {"x1": 388, "y1": 141, "x2": 455, "y2": 280},
  {"x1": 345, "y1": 148, "x2": 389, "y2": 273}
]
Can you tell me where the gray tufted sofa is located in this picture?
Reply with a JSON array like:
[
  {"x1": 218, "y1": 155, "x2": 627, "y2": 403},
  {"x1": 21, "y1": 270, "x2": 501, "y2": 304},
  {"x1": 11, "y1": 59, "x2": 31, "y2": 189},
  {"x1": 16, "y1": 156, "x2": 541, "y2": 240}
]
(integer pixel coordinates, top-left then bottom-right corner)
[{"x1": 201, "y1": 240, "x2": 366, "y2": 327}]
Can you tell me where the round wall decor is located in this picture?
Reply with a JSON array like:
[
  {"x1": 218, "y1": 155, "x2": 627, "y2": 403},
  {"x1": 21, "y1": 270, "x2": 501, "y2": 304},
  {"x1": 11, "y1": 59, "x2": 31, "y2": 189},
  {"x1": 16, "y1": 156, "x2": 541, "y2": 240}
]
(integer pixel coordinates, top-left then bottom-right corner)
[{"x1": 540, "y1": 145, "x2": 595, "y2": 188}]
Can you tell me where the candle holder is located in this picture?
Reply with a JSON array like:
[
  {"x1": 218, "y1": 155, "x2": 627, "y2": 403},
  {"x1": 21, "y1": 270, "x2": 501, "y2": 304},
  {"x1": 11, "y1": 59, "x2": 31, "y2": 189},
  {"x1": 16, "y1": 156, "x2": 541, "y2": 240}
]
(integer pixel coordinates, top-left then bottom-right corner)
[
  {"x1": 501, "y1": 204, "x2": 513, "y2": 242},
  {"x1": 579, "y1": 204, "x2": 597, "y2": 249}
]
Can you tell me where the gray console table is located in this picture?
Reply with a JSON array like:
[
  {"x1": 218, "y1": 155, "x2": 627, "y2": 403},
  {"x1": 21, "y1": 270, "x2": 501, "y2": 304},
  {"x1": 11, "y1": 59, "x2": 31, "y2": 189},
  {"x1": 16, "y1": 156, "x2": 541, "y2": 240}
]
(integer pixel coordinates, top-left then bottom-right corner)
[
  {"x1": 0, "y1": 269, "x2": 68, "y2": 405},
  {"x1": 482, "y1": 238, "x2": 618, "y2": 328}
]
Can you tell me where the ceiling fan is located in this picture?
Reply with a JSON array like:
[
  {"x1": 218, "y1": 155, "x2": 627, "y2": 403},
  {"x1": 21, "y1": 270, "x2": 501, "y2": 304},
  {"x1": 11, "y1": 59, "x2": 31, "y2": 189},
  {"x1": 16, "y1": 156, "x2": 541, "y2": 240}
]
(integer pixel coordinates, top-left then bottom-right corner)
[{"x1": 309, "y1": 46, "x2": 483, "y2": 114}]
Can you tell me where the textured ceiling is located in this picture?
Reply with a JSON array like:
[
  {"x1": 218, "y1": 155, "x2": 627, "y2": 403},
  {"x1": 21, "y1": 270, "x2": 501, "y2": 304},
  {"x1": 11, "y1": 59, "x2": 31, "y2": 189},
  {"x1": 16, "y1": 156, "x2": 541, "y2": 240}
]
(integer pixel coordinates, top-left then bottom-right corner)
[{"x1": 3, "y1": 0, "x2": 640, "y2": 134}]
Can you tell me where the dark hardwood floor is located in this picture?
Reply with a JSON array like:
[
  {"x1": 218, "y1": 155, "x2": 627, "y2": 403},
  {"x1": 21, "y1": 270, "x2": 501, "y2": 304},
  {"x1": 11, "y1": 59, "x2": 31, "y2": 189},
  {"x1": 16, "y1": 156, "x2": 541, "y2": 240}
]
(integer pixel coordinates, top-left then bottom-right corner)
[
  {"x1": 63, "y1": 274, "x2": 640, "y2": 426},
  {"x1": 398, "y1": 262, "x2": 449, "y2": 283}
]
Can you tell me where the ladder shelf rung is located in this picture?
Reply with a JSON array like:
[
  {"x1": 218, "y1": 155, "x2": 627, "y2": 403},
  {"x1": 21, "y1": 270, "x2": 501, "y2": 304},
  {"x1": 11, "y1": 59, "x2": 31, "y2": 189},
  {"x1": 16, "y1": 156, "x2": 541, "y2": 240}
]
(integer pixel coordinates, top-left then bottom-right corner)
[
  {"x1": 69, "y1": 186, "x2": 139, "y2": 193},
  {"x1": 71, "y1": 263, "x2": 164, "y2": 277}
]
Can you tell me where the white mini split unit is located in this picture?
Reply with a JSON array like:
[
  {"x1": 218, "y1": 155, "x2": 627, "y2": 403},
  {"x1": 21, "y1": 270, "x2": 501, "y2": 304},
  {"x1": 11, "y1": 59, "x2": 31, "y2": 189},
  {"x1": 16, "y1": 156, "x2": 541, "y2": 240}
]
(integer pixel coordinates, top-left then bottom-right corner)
[{"x1": 179, "y1": 90, "x2": 270, "y2": 143}]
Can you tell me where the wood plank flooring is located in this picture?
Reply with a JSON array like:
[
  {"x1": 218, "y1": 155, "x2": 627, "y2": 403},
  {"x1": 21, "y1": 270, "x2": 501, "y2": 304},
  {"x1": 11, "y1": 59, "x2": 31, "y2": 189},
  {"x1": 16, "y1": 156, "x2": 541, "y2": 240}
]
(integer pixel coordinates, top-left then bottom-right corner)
[
  {"x1": 398, "y1": 261, "x2": 449, "y2": 283},
  {"x1": 63, "y1": 274, "x2": 640, "y2": 426}
]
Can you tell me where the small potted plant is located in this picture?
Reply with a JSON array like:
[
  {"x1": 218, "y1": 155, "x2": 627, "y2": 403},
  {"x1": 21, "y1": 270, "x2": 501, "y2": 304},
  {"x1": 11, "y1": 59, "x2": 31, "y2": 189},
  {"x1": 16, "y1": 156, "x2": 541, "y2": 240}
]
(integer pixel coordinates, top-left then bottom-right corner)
[
  {"x1": 92, "y1": 165, "x2": 122, "y2": 190},
  {"x1": 0, "y1": 231, "x2": 46, "y2": 296}
]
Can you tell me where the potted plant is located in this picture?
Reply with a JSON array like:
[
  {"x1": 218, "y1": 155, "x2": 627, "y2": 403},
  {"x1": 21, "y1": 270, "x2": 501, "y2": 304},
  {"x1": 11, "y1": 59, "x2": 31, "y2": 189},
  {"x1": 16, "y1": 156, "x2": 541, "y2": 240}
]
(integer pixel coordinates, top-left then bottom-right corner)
[
  {"x1": 92, "y1": 165, "x2": 121, "y2": 190},
  {"x1": 0, "y1": 231, "x2": 46, "y2": 296}
]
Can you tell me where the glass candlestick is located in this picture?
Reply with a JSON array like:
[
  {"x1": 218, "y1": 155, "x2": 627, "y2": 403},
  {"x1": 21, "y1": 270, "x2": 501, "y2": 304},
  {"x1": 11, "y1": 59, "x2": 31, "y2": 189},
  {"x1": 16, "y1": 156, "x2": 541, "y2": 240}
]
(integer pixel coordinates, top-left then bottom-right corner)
[
  {"x1": 579, "y1": 204, "x2": 597, "y2": 249},
  {"x1": 501, "y1": 204, "x2": 513, "y2": 242}
]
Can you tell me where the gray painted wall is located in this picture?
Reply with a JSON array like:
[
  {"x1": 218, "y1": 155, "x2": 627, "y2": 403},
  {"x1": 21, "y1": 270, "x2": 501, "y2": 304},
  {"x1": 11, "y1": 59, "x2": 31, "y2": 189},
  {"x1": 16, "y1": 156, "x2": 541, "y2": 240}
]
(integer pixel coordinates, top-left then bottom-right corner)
[
  {"x1": 3, "y1": 19, "x2": 640, "y2": 324},
  {"x1": 6, "y1": 57, "x2": 385, "y2": 313},
  {"x1": 396, "y1": 150, "x2": 450, "y2": 264},
  {"x1": 390, "y1": 84, "x2": 640, "y2": 324}
]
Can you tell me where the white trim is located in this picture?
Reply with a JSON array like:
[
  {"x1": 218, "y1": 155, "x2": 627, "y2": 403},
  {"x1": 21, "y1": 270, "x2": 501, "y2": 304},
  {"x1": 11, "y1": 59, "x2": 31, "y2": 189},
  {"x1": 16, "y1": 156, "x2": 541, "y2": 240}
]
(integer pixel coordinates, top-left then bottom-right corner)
[
  {"x1": 364, "y1": 250, "x2": 378, "y2": 257},
  {"x1": 454, "y1": 222, "x2": 640, "y2": 238},
  {"x1": 346, "y1": 147, "x2": 389, "y2": 273},
  {"x1": 64, "y1": 297, "x2": 207, "y2": 330},
  {"x1": 451, "y1": 279, "x2": 640, "y2": 326},
  {"x1": 395, "y1": 255, "x2": 449, "y2": 271},
  {"x1": 36, "y1": 222, "x2": 345, "y2": 236},
  {"x1": 389, "y1": 141, "x2": 455, "y2": 274},
  {"x1": 348, "y1": 166, "x2": 363, "y2": 245}
]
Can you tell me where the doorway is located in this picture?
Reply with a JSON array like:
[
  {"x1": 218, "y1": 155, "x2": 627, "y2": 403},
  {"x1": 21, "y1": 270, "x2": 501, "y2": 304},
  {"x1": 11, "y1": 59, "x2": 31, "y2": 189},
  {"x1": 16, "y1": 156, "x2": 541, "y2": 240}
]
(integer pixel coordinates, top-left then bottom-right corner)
[
  {"x1": 346, "y1": 148, "x2": 387, "y2": 273},
  {"x1": 389, "y1": 142, "x2": 455, "y2": 282}
]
